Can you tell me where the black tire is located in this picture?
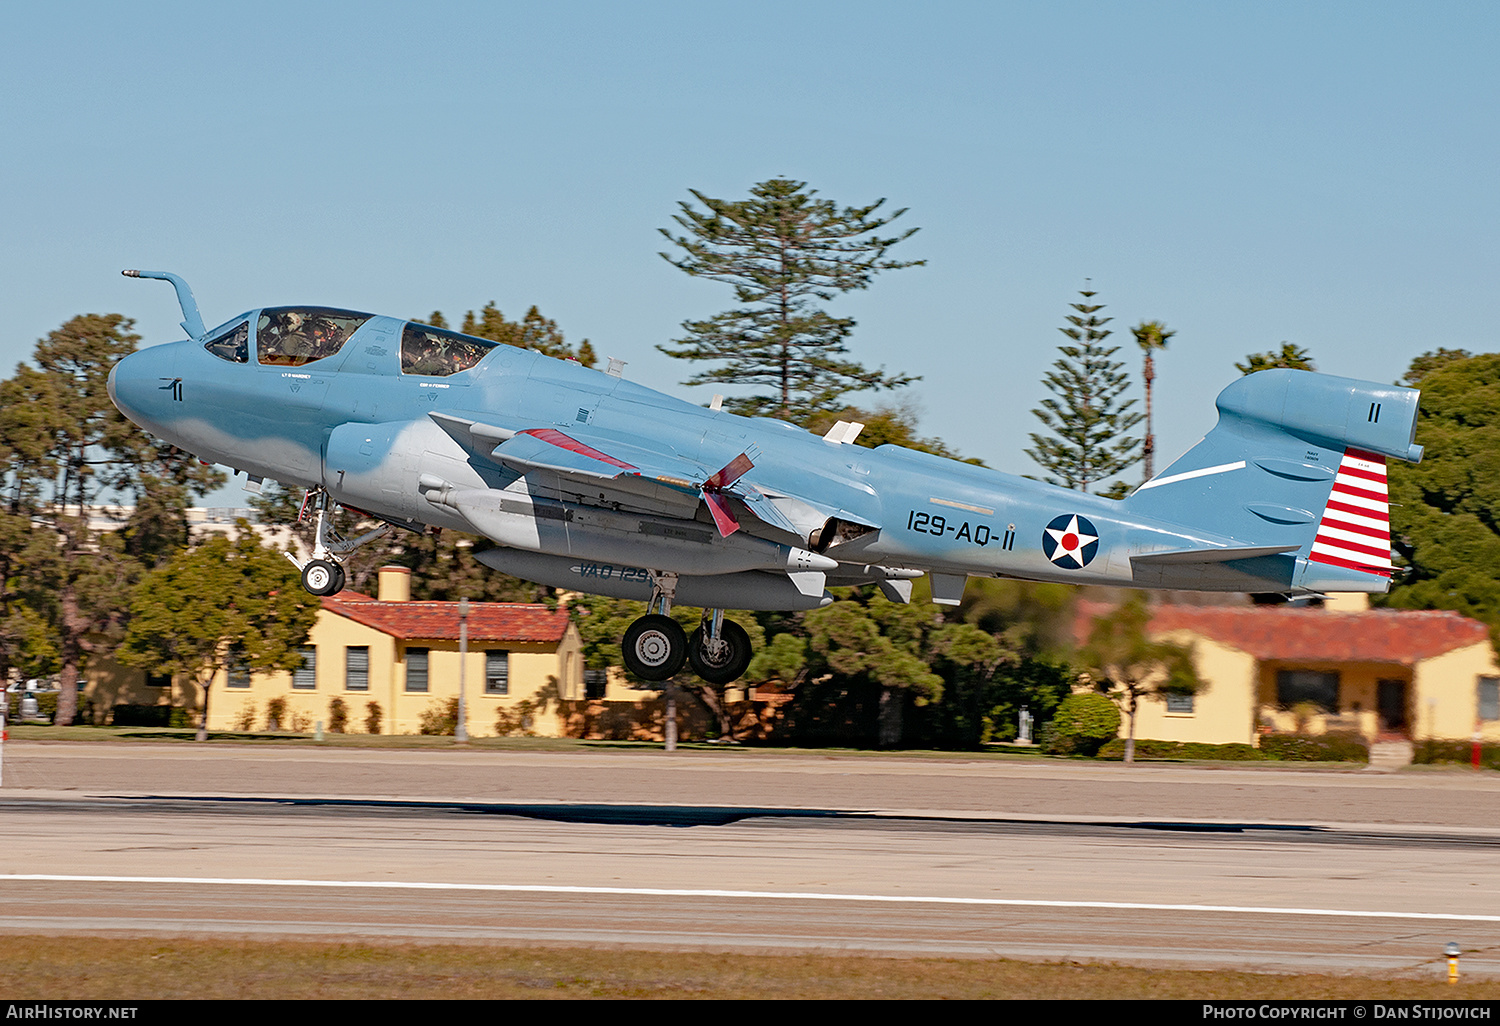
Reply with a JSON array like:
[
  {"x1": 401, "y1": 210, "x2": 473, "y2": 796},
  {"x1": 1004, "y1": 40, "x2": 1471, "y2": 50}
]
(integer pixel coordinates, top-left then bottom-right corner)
[
  {"x1": 622, "y1": 614, "x2": 688, "y2": 682},
  {"x1": 301, "y1": 559, "x2": 343, "y2": 596},
  {"x1": 687, "y1": 620, "x2": 753, "y2": 685}
]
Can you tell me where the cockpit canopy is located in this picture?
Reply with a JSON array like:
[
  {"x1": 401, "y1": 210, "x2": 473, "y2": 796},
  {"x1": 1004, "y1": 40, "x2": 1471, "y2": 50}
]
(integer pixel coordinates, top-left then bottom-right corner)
[
  {"x1": 257, "y1": 307, "x2": 372, "y2": 367},
  {"x1": 400, "y1": 323, "x2": 499, "y2": 377},
  {"x1": 199, "y1": 308, "x2": 504, "y2": 377},
  {"x1": 203, "y1": 319, "x2": 250, "y2": 363}
]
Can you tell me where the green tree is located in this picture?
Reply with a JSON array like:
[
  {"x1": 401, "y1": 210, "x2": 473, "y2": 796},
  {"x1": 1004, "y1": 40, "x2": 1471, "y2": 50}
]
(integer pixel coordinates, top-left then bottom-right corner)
[
  {"x1": 457, "y1": 302, "x2": 596, "y2": 367},
  {"x1": 1131, "y1": 320, "x2": 1175, "y2": 481},
  {"x1": 658, "y1": 178, "x2": 923, "y2": 419},
  {"x1": 0, "y1": 315, "x2": 223, "y2": 724},
  {"x1": 120, "y1": 530, "x2": 321, "y2": 741},
  {"x1": 946, "y1": 577, "x2": 1078, "y2": 744},
  {"x1": 1401, "y1": 347, "x2": 1470, "y2": 386},
  {"x1": 802, "y1": 596, "x2": 944, "y2": 746},
  {"x1": 1078, "y1": 594, "x2": 1204, "y2": 764},
  {"x1": 1026, "y1": 290, "x2": 1142, "y2": 494},
  {"x1": 1236, "y1": 342, "x2": 1315, "y2": 375},
  {"x1": 1378, "y1": 351, "x2": 1500, "y2": 651}
]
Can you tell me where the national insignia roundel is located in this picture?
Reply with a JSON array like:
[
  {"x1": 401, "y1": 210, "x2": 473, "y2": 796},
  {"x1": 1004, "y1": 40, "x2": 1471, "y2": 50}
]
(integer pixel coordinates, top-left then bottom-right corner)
[{"x1": 1041, "y1": 513, "x2": 1099, "y2": 570}]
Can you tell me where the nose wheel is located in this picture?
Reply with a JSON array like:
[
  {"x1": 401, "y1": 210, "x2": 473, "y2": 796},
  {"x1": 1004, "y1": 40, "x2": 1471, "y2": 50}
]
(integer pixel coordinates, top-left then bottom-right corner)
[{"x1": 300, "y1": 558, "x2": 345, "y2": 596}]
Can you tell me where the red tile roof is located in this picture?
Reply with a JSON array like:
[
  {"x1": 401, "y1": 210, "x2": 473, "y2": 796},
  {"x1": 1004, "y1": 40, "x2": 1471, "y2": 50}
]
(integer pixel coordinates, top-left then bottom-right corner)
[
  {"x1": 321, "y1": 593, "x2": 571, "y2": 644},
  {"x1": 1075, "y1": 601, "x2": 1489, "y2": 665}
]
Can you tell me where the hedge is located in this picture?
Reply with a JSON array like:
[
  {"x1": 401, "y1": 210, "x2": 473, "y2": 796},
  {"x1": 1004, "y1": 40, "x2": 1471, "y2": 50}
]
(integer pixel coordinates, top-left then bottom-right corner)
[{"x1": 1096, "y1": 738, "x2": 1265, "y2": 762}]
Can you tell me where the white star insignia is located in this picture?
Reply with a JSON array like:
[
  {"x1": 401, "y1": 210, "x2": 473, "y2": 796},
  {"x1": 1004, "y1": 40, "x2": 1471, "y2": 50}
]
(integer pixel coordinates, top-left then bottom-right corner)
[{"x1": 1045, "y1": 515, "x2": 1098, "y2": 567}]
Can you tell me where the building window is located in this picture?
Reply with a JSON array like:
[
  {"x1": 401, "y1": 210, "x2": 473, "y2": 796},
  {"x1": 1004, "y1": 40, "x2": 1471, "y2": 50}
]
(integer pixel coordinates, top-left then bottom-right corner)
[
  {"x1": 346, "y1": 647, "x2": 369, "y2": 692},
  {"x1": 584, "y1": 669, "x2": 607, "y2": 700},
  {"x1": 293, "y1": 648, "x2": 316, "y2": 689},
  {"x1": 227, "y1": 649, "x2": 250, "y2": 689},
  {"x1": 1165, "y1": 692, "x2": 1194, "y2": 714},
  {"x1": 145, "y1": 672, "x2": 170, "y2": 688},
  {"x1": 1481, "y1": 677, "x2": 1500, "y2": 723},
  {"x1": 1276, "y1": 670, "x2": 1339, "y2": 713},
  {"x1": 405, "y1": 648, "x2": 429, "y2": 692},
  {"x1": 485, "y1": 651, "x2": 509, "y2": 696}
]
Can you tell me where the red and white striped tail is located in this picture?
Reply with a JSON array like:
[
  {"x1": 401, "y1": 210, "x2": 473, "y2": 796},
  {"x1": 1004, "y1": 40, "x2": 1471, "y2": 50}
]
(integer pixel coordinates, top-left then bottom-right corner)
[{"x1": 1308, "y1": 448, "x2": 1394, "y2": 577}]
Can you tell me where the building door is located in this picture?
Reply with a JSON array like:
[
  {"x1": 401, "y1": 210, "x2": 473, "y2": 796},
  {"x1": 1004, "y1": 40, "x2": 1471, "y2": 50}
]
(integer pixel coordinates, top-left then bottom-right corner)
[{"x1": 1377, "y1": 678, "x2": 1408, "y2": 736}]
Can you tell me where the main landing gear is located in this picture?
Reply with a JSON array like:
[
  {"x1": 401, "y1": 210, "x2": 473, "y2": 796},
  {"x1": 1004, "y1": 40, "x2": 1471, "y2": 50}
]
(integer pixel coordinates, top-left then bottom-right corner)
[
  {"x1": 287, "y1": 488, "x2": 393, "y2": 596},
  {"x1": 621, "y1": 572, "x2": 753, "y2": 684}
]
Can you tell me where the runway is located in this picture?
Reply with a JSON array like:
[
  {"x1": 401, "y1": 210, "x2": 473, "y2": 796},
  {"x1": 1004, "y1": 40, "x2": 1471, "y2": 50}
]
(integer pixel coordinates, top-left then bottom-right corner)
[{"x1": 3, "y1": 742, "x2": 1500, "y2": 974}]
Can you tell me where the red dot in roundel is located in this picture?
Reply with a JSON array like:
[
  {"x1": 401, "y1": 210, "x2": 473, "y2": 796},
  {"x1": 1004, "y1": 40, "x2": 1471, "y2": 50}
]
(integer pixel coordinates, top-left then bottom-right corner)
[{"x1": 1062, "y1": 533, "x2": 1078, "y2": 551}]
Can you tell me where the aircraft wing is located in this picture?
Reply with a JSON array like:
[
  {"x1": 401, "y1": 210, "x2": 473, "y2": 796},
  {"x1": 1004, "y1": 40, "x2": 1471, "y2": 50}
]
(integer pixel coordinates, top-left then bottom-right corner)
[{"x1": 430, "y1": 412, "x2": 815, "y2": 538}]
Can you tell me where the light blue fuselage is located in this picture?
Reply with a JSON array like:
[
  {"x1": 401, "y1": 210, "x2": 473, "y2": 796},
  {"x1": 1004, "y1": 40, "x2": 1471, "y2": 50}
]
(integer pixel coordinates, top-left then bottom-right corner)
[{"x1": 110, "y1": 306, "x2": 1419, "y2": 609}]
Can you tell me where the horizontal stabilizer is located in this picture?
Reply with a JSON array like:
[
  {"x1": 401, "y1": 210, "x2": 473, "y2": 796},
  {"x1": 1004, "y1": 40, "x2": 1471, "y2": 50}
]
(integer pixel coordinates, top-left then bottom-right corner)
[{"x1": 1132, "y1": 544, "x2": 1300, "y2": 565}]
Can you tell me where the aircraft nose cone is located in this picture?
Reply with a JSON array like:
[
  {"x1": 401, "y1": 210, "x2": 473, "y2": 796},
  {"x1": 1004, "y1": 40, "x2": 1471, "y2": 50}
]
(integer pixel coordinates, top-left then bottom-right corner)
[{"x1": 108, "y1": 345, "x2": 175, "y2": 431}]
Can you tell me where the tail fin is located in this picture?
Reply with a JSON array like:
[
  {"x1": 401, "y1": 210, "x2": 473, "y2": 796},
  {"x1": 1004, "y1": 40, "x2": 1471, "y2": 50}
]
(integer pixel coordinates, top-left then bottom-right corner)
[
  {"x1": 1308, "y1": 448, "x2": 1393, "y2": 577},
  {"x1": 1124, "y1": 370, "x2": 1419, "y2": 593}
]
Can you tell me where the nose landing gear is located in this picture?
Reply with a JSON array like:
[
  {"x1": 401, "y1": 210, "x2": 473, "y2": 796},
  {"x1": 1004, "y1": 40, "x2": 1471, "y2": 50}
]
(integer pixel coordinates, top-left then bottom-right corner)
[{"x1": 286, "y1": 488, "x2": 393, "y2": 597}]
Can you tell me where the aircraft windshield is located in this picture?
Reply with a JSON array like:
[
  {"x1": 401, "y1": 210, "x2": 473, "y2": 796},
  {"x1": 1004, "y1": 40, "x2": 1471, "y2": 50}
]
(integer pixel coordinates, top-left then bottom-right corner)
[
  {"x1": 257, "y1": 307, "x2": 371, "y2": 367},
  {"x1": 203, "y1": 320, "x2": 249, "y2": 363},
  {"x1": 401, "y1": 324, "x2": 498, "y2": 376}
]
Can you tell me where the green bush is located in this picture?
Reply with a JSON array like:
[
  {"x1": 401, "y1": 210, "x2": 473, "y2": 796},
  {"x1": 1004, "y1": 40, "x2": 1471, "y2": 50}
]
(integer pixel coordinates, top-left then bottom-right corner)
[
  {"x1": 1097, "y1": 738, "x2": 1265, "y2": 762},
  {"x1": 1044, "y1": 693, "x2": 1121, "y2": 756},
  {"x1": 364, "y1": 701, "x2": 382, "y2": 735},
  {"x1": 1258, "y1": 731, "x2": 1369, "y2": 762},
  {"x1": 328, "y1": 697, "x2": 348, "y2": 734},
  {"x1": 419, "y1": 697, "x2": 459, "y2": 736},
  {"x1": 1413, "y1": 738, "x2": 1500, "y2": 771}
]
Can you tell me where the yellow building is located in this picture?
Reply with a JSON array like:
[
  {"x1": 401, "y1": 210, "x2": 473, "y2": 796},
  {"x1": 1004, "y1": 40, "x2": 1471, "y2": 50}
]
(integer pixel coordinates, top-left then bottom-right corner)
[
  {"x1": 91, "y1": 567, "x2": 585, "y2": 737},
  {"x1": 1076, "y1": 599, "x2": 1500, "y2": 746}
]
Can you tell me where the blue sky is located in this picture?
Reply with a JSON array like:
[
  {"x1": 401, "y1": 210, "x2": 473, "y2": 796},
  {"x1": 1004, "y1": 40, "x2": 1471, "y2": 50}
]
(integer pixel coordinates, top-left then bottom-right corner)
[{"x1": 4, "y1": 1, "x2": 1496, "y2": 501}]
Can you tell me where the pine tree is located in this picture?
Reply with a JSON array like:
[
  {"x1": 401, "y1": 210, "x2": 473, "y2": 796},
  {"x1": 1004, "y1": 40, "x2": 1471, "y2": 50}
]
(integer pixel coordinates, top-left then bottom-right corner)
[
  {"x1": 1026, "y1": 290, "x2": 1142, "y2": 494},
  {"x1": 658, "y1": 178, "x2": 923, "y2": 420}
]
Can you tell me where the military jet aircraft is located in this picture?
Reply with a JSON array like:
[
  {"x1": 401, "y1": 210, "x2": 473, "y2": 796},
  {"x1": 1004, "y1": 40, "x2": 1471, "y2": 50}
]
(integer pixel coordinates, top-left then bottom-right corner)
[{"x1": 109, "y1": 270, "x2": 1423, "y2": 684}]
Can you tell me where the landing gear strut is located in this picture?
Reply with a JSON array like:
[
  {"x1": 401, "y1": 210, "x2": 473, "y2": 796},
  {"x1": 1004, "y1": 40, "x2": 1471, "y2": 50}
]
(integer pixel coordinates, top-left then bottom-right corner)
[
  {"x1": 620, "y1": 573, "x2": 751, "y2": 684},
  {"x1": 286, "y1": 488, "x2": 392, "y2": 596}
]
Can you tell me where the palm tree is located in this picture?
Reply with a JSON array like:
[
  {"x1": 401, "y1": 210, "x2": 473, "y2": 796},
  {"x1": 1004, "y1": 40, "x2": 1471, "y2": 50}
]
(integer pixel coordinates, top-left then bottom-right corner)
[
  {"x1": 1131, "y1": 320, "x2": 1175, "y2": 482},
  {"x1": 1235, "y1": 342, "x2": 1315, "y2": 375}
]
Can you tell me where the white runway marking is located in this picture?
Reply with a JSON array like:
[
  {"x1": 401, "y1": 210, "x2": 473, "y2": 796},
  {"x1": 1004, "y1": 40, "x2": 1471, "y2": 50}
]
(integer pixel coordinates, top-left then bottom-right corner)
[{"x1": 4, "y1": 874, "x2": 1496, "y2": 923}]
